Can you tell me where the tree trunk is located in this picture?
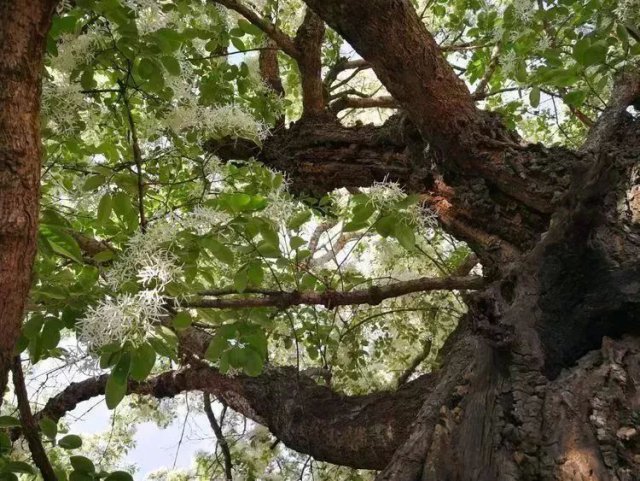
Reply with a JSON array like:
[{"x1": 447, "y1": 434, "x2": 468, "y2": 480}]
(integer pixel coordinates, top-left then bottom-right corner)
[{"x1": 0, "y1": 0, "x2": 56, "y2": 405}]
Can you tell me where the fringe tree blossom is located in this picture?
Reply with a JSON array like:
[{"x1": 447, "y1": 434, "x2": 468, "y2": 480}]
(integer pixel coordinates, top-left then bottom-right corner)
[
  {"x1": 179, "y1": 206, "x2": 233, "y2": 235},
  {"x1": 49, "y1": 30, "x2": 105, "y2": 73},
  {"x1": 164, "y1": 104, "x2": 269, "y2": 142},
  {"x1": 41, "y1": 80, "x2": 87, "y2": 134},
  {"x1": 365, "y1": 179, "x2": 406, "y2": 210},
  {"x1": 77, "y1": 291, "x2": 166, "y2": 350},
  {"x1": 124, "y1": 0, "x2": 179, "y2": 35},
  {"x1": 513, "y1": 0, "x2": 535, "y2": 23},
  {"x1": 105, "y1": 221, "x2": 179, "y2": 290}
]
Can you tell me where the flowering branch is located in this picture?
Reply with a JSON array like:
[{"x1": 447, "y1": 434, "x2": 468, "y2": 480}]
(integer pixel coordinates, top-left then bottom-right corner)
[{"x1": 188, "y1": 275, "x2": 485, "y2": 310}]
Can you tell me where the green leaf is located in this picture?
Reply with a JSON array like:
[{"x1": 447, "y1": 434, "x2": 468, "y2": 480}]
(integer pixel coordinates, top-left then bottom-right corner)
[
  {"x1": 104, "y1": 472, "x2": 134, "y2": 481},
  {"x1": 0, "y1": 416, "x2": 20, "y2": 428},
  {"x1": 6, "y1": 462, "x2": 34, "y2": 475},
  {"x1": 247, "y1": 261, "x2": 264, "y2": 286},
  {"x1": 105, "y1": 374, "x2": 127, "y2": 410},
  {"x1": 41, "y1": 321, "x2": 62, "y2": 350},
  {"x1": 289, "y1": 236, "x2": 306, "y2": 250},
  {"x1": 97, "y1": 194, "x2": 113, "y2": 226},
  {"x1": 243, "y1": 348, "x2": 263, "y2": 376},
  {"x1": 58, "y1": 434, "x2": 83, "y2": 450},
  {"x1": 129, "y1": 343, "x2": 156, "y2": 381},
  {"x1": 287, "y1": 211, "x2": 311, "y2": 229},
  {"x1": 529, "y1": 86, "x2": 540, "y2": 108},
  {"x1": 352, "y1": 202, "x2": 376, "y2": 224},
  {"x1": 83, "y1": 174, "x2": 106, "y2": 191},
  {"x1": 111, "y1": 351, "x2": 131, "y2": 384},
  {"x1": 42, "y1": 225, "x2": 84, "y2": 263},
  {"x1": 394, "y1": 222, "x2": 416, "y2": 251},
  {"x1": 172, "y1": 312, "x2": 192, "y2": 330},
  {"x1": 69, "y1": 471, "x2": 94, "y2": 481},
  {"x1": 375, "y1": 216, "x2": 396, "y2": 237},
  {"x1": 70, "y1": 456, "x2": 95, "y2": 474},
  {"x1": 160, "y1": 55, "x2": 181, "y2": 76},
  {"x1": 39, "y1": 417, "x2": 58, "y2": 440},
  {"x1": 233, "y1": 269, "x2": 249, "y2": 293},
  {"x1": 202, "y1": 237, "x2": 234, "y2": 265}
]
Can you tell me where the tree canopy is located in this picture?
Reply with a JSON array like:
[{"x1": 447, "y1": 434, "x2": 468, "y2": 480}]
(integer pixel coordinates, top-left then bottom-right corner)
[{"x1": 1, "y1": 0, "x2": 640, "y2": 480}]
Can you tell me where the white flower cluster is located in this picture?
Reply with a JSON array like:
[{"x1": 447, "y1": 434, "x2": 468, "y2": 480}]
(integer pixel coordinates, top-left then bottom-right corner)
[
  {"x1": 366, "y1": 179, "x2": 406, "y2": 210},
  {"x1": 501, "y1": 50, "x2": 518, "y2": 77},
  {"x1": 513, "y1": 0, "x2": 535, "y2": 23},
  {"x1": 41, "y1": 80, "x2": 87, "y2": 134},
  {"x1": 164, "y1": 104, "x2": 269, "y2": 142},
  {"x1": 124, "y1": 0, "x2": 179, "y2": 35},
  {"x1": 49, "y1": 30, "x2": 105, "y2": 73},
  {"x1": 179, "y1": 206, "x2": 232, "y2": 234},
  {"x1": 105, "y1": 221, "x2": 179, "y2": 290},
  {"x1": 77, "y1": 291, "x2": 165, "y2": 350},
  {"x1": 615, "y1": 0, "x2": 640, "y2": 24}
]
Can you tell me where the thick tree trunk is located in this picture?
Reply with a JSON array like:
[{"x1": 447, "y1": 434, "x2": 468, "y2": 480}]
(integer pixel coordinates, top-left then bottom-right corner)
[{"x1": 0, "y1": 0, "x2": 55, "y2": 404}]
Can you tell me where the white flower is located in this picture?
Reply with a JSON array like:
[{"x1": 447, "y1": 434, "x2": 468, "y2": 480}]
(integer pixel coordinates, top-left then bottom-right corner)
[
  {"x1": 164, "y1": 104, "x2": 268, "y2": 142},
  {"x1": 262, "y1": 192, "x2": 296, "y2": 226},
  {"x1": 41, "y1": 78, "x2": 87, "y2": 134},
  {"x1": 137, "y1": 252, "x2": 180, "y2": 288},
  {"x1": 105, "y1": 221, "x2": 179, "y2": 289},
  {"x1": 180, "y1": 206, "x2": 232, "y2": 234},
  {"x1": 49, "y1": 29, "x2": 105, "y2": 73},
  {"x1": 366, "y1": 178, "x2": 405, "y2": 209},
  {"x1": 501, "y1": 50, "x2": 518, "y2": 76},
  {"x1": 77, "y1": 291, "x2": 165, "y2": 350},
  {"x1": 124, "y1": 0, "x2": 178, "y2": 35},
  {"x1": 513, "y1": 0, "x2": 535, "y2": 23},
  {"x1": 615, "y1": 0, "x2": 640, "y2": 23}
]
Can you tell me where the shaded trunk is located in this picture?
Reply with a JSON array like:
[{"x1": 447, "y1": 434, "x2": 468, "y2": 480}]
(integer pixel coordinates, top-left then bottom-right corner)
[{"x1": 0, "y1": 0, "x2": 55, "y2": 406}]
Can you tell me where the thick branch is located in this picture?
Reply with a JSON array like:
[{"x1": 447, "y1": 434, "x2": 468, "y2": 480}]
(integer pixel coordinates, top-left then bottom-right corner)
[
  {"x1": 294, "y1": 9, "x2": 326, "y2": 116},
  {"x1": 303, "y1": 0, "x2": 481, "y2": 157},
  {"x1": 36, "y1": 364, "x2": 435, "y2": 470},
  {"x1": 190, "y1": 276, "x2": 485, "y2": 309},
  {"x1": 212, "y1": 0, "x2": 300, "y2": 58},
  {"x1": 330, "y1": 95, "x2": 398, "y2": 112}
]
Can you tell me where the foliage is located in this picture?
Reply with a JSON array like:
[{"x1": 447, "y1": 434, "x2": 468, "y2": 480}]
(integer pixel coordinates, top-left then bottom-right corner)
[{"x1": 2, "y1": 0, "x2": 635, "y2": 479}]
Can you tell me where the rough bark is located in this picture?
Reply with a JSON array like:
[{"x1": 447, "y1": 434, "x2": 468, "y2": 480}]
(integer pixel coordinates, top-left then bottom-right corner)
[
  {"x1": 35, "y1": 364, "x2": 434, "y2": 470},
  {"x1": 0, "y1": 0, "x2": 56, "y2": 407}
]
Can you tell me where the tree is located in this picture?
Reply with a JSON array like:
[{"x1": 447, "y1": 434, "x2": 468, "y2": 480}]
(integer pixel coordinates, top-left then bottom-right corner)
[{"x1": 1, "y1": 0, "x2": 639, "y2": 480}]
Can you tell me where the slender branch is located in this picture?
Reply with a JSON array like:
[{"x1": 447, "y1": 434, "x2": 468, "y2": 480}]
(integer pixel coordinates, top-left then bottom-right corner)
[
  {"x1": 12, "y1": 358, "x2": 58, "y2": 481},
  {"x1": 212, "y1": 0, "x2": 301, "y2": 59},
  {"x1": 187, "y1": 276, "x2": 485, "y2": 310},
  {"x1": 396, "y1": 338, "x2": 432, "y2": 386},
  {"x1": 122, "y1": 90, "x2": 147, "y2": 233},
  {"x1": 203, "y1": 393, "x2": 233, "y2": 481}
]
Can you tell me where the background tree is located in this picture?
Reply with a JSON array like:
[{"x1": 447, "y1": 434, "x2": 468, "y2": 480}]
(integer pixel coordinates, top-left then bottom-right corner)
[{"x1": 1, "y1": 0, "x2": 640, "y2": 480}]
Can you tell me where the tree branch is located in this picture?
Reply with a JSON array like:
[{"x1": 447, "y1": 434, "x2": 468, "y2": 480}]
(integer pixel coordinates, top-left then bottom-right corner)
[
  {"x1": 294, "y1": 8, "x2": 326, "y2": 116},
  {"x1": 188, "y1": 276, "x2": 485, "y2": 310},
  {"x1": 212, "y1": 0, "x2": 301, "y2": 59},
  {"x1": 330, "y1": 95, "x2": 398, "y2": 112},
  {"x1": 203, "y1": 393, "x2": 233, "y2": 481},
  {"x1": 303, "y1": 0, "x2": 481, "y2": 157},
  {"x1": 35, "y1": 364, "x2": 436, "y2": 470},
  {"x1": 12, "y1": 358, "x2": 58, "y2": 481}
]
